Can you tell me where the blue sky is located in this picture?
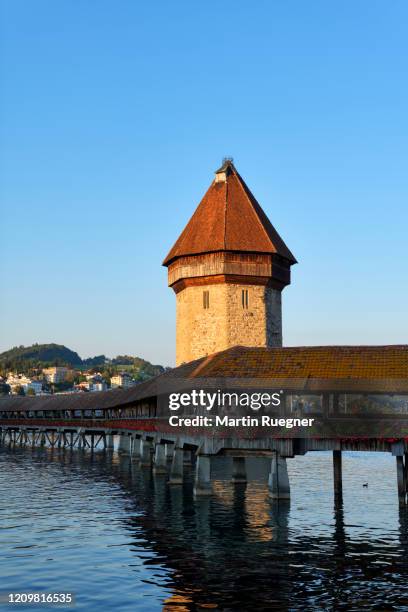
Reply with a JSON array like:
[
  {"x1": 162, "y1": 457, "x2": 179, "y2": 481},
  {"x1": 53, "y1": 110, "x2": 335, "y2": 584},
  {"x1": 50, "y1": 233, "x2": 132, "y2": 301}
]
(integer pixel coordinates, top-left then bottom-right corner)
[{"x1": 1, "y1": 0, "x2": 407, "y2": 366}]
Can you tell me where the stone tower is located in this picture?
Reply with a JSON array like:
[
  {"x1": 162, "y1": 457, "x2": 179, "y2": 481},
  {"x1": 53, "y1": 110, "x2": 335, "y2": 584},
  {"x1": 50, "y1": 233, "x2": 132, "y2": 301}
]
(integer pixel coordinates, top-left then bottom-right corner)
[{"x1": 163, "y1": 160, "x2": 296, "y2": 365}]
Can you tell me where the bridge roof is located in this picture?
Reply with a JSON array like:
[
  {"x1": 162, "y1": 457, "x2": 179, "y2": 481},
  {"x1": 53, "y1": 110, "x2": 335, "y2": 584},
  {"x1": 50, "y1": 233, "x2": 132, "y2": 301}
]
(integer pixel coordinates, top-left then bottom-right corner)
[
  {"x1": 162, "y1": 161, "x2": 296, "y2": 266},
  {"x1": 0, "y1": 345, "x2": 407, "y2": 412},
  {"x1": 190, "y1": 345, "x2": 408, "y2": 381}
]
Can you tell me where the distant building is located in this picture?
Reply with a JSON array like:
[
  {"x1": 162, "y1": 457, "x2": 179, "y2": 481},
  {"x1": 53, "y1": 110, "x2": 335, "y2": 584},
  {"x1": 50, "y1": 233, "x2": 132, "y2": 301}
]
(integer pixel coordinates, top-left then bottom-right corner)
[
  {"x1": 83, "y1": 373, "x2": 108, "y2": 391},
  {"x1": 6, "y1": 374, "x2": 43, "y2": 395},
  {"x1": 75, "y1": 379, "x2": 108, "y2": 392},
  {"x1": 92, "y1": 381, "x2": 108, "y2": 392},
  {"x1": 85, "y1": 372, "x2": 105, "y2": 383},
  {"x1": 91, "y1": 380, "x2": 108, "y2": 391},
  {"x1": 74, "y1": 381, "x2": 91, "y2": 392},
  {"x1": 27, "y1": 380, "x2": 43, "y2": 395},
  {"x1": 42, "y1": 366, "x2": 69, "y2": 384},
  {"x1": 110, "y1": 372, "x2": 136, "y2": 389}
]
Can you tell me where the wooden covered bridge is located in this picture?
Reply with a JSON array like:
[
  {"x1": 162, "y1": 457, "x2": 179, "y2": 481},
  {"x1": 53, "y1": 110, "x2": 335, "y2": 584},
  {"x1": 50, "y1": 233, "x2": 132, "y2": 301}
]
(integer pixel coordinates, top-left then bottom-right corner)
[{"x1": 1, "y1": 345, "x2": 408, "y2": 503}]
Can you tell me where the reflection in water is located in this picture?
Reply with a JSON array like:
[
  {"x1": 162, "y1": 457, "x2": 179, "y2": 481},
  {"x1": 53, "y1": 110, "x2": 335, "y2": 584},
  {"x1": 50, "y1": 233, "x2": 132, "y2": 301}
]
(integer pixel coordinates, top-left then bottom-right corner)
[{"x1": 0, "y1": 447, "x2": 407, "y2": 611}]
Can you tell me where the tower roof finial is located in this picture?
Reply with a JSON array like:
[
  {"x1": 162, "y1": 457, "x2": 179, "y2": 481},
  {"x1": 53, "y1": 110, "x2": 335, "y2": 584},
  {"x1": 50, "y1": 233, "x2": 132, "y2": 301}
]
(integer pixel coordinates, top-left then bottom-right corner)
[{"x1": 215, "y1": 157, "x2": 234, "y2": 175}]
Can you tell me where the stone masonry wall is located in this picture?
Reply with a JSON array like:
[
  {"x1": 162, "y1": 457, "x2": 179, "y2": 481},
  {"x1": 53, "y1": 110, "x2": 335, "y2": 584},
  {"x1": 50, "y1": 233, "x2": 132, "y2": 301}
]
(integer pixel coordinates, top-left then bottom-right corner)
[
  {"x1": 226, "y1": 284, "x2": 282, "y2": 348},
  {"x1": 175, "y1": 283, "x2": 282, "y2": 365}
]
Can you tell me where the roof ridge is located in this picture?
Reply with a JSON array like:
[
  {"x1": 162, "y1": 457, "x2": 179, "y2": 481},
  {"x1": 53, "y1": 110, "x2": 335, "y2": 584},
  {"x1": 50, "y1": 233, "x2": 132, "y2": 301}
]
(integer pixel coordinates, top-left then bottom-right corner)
[
  {"x1": 231, "y1": 167, "x2": 278, "y2": 255},
  {"x1": 233, "y1": 168, "x2": 297, "y2": 263},
  {"x1": 223, "y1": 176, "x2": 228, "y2": 250}
]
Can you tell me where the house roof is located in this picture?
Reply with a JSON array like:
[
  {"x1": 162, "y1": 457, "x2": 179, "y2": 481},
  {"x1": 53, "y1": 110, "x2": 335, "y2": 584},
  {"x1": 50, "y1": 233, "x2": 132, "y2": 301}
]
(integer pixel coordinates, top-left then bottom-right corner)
[{"x1": 163, "y1": 161, "x2": 296, "y2": 266}]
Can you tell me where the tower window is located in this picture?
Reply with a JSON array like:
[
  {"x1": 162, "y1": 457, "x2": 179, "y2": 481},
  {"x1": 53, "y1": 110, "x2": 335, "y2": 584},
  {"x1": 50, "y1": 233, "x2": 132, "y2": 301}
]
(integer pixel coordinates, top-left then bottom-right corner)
[
  {"x1": 242, "y1": 289, "x2": 249, "y2": 309},
  {"x1": 203, "y1": 290, "x2": 210, "y2": 309}
]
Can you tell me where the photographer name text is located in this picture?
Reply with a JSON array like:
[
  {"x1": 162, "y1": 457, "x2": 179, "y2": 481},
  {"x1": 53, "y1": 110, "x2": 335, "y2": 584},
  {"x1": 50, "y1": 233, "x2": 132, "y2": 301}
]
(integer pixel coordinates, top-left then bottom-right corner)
[{"x1": 168, "y1": 415, "x2": 315, "y2": 428}]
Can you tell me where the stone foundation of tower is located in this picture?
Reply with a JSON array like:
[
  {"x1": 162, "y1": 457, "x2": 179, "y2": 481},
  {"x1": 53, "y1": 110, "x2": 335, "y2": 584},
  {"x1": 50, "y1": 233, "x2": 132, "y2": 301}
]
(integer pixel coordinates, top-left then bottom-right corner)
[{"x1": 175, "y1": 283, "x2": 282, "y2": 365}]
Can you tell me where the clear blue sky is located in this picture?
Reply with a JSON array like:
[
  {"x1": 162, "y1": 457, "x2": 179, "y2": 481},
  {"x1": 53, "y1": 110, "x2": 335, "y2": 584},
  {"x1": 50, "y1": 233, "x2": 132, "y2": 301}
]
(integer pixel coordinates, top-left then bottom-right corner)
[{"x1": 1, "y1": 0, "x2": 407, "y2": 366}]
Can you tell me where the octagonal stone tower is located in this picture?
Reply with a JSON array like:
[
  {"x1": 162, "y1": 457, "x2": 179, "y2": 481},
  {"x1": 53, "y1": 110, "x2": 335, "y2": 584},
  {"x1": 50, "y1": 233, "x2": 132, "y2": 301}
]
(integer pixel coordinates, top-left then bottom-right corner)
[{"x1": 163, "y1": 160, "x2": 297, "y2": 365}]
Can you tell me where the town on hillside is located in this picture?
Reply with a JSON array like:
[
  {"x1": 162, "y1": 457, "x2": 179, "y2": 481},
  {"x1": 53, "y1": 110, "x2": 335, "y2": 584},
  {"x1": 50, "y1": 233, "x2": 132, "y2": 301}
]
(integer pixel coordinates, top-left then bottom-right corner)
[{"x1": 0, "y1": 344, "x2": 168, "y2": 397}]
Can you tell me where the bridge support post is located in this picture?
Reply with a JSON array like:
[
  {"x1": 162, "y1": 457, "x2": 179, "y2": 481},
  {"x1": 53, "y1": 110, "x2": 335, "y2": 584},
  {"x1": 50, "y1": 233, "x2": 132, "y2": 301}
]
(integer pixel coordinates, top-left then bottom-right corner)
[
  {"x1": 20, "y1": 428, "x2": 27, "y2": 446},
  {"x1": 165, "y1": 443, "x2": 174, "y2": 461},
  {"x1": 232, "y1": 457, "x2": 247, "y2": 483},
  {"x1": 40, "y1": 430, "x2": 46, "y2": 447},
  {"x1": 405, "y1": 453, "x2": 408, "y2": 496},
  {"x1": 194, "y1": 455, "x2": 212, "y2": 496},
  {"x1": 140, "y1": 439, "x2": 152, "y2": 467},
  {"x1": 131, "y1": 436, "x2": 141, "y2": 460},
  {"x1": 169, "y1": 447, "x2": 184, "y2": 484},
  {"x1": 77, "y1": 429, "x2": 84, "y2": 449},
  {"x1": 48, "y1": 431, "x2": 54, "y2": 447},
  {"x1": 106, "y1": 433, "x2": 114, "y2": 450},
  {"x1": 268, "y1": 452, "x2": 290, "y2": 500},
  {"x1": 183, "y1": 450, "x2": 193, "y2": 465},
  {"x1": 396, "y1": 456, "x2": 406, "y2": 504},
  {"x1": 118, "y1": 434, "x2": 131, "y2": 455},
  {"x1": 153, "y1": 444, "x2": 167, "y2": 474},
  {"x1": 333, "y1": 450, "x2": 343, "y2": 502}
]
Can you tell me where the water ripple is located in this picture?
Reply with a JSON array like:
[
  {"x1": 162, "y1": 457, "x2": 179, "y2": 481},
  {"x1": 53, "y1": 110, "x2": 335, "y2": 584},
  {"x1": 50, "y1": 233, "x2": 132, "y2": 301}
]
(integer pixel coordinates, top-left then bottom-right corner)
[{"x1": 0, "y1": 448, "x2": 407, "y2": 610}]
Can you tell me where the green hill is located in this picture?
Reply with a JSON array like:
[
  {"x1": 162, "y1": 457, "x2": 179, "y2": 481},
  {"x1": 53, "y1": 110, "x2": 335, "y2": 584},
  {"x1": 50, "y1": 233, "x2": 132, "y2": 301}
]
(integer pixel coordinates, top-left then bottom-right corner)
[
  {"x1": 0, "y1": 343, "x2": 82, "y2": 368},
  {"x1": 110, "y1": 355, "x2": 166, "y2": 379},
  {"x1": 0, "y1": 344, "x2": 168, "y2": 381}
]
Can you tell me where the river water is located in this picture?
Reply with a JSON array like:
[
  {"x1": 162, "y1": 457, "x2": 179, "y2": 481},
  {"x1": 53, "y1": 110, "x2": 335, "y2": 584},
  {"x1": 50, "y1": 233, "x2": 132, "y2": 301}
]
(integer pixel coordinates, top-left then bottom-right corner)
[{"x1": 0, "y1": 445, "x2": 407, "y2": 611}]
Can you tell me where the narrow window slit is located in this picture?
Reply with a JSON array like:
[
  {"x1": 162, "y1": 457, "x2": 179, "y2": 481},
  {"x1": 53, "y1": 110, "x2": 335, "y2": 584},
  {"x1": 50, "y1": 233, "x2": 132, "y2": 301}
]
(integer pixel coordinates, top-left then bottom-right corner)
[{"x1": 203, "y1": 290, "x2": 210, "y2": 309}]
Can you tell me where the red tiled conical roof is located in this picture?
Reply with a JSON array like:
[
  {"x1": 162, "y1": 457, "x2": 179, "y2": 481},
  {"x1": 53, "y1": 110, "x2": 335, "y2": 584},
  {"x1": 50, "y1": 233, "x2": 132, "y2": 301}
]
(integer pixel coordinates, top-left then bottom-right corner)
[{"x1": 163, "y1": 161, "x2": 296, "y2": 266}]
